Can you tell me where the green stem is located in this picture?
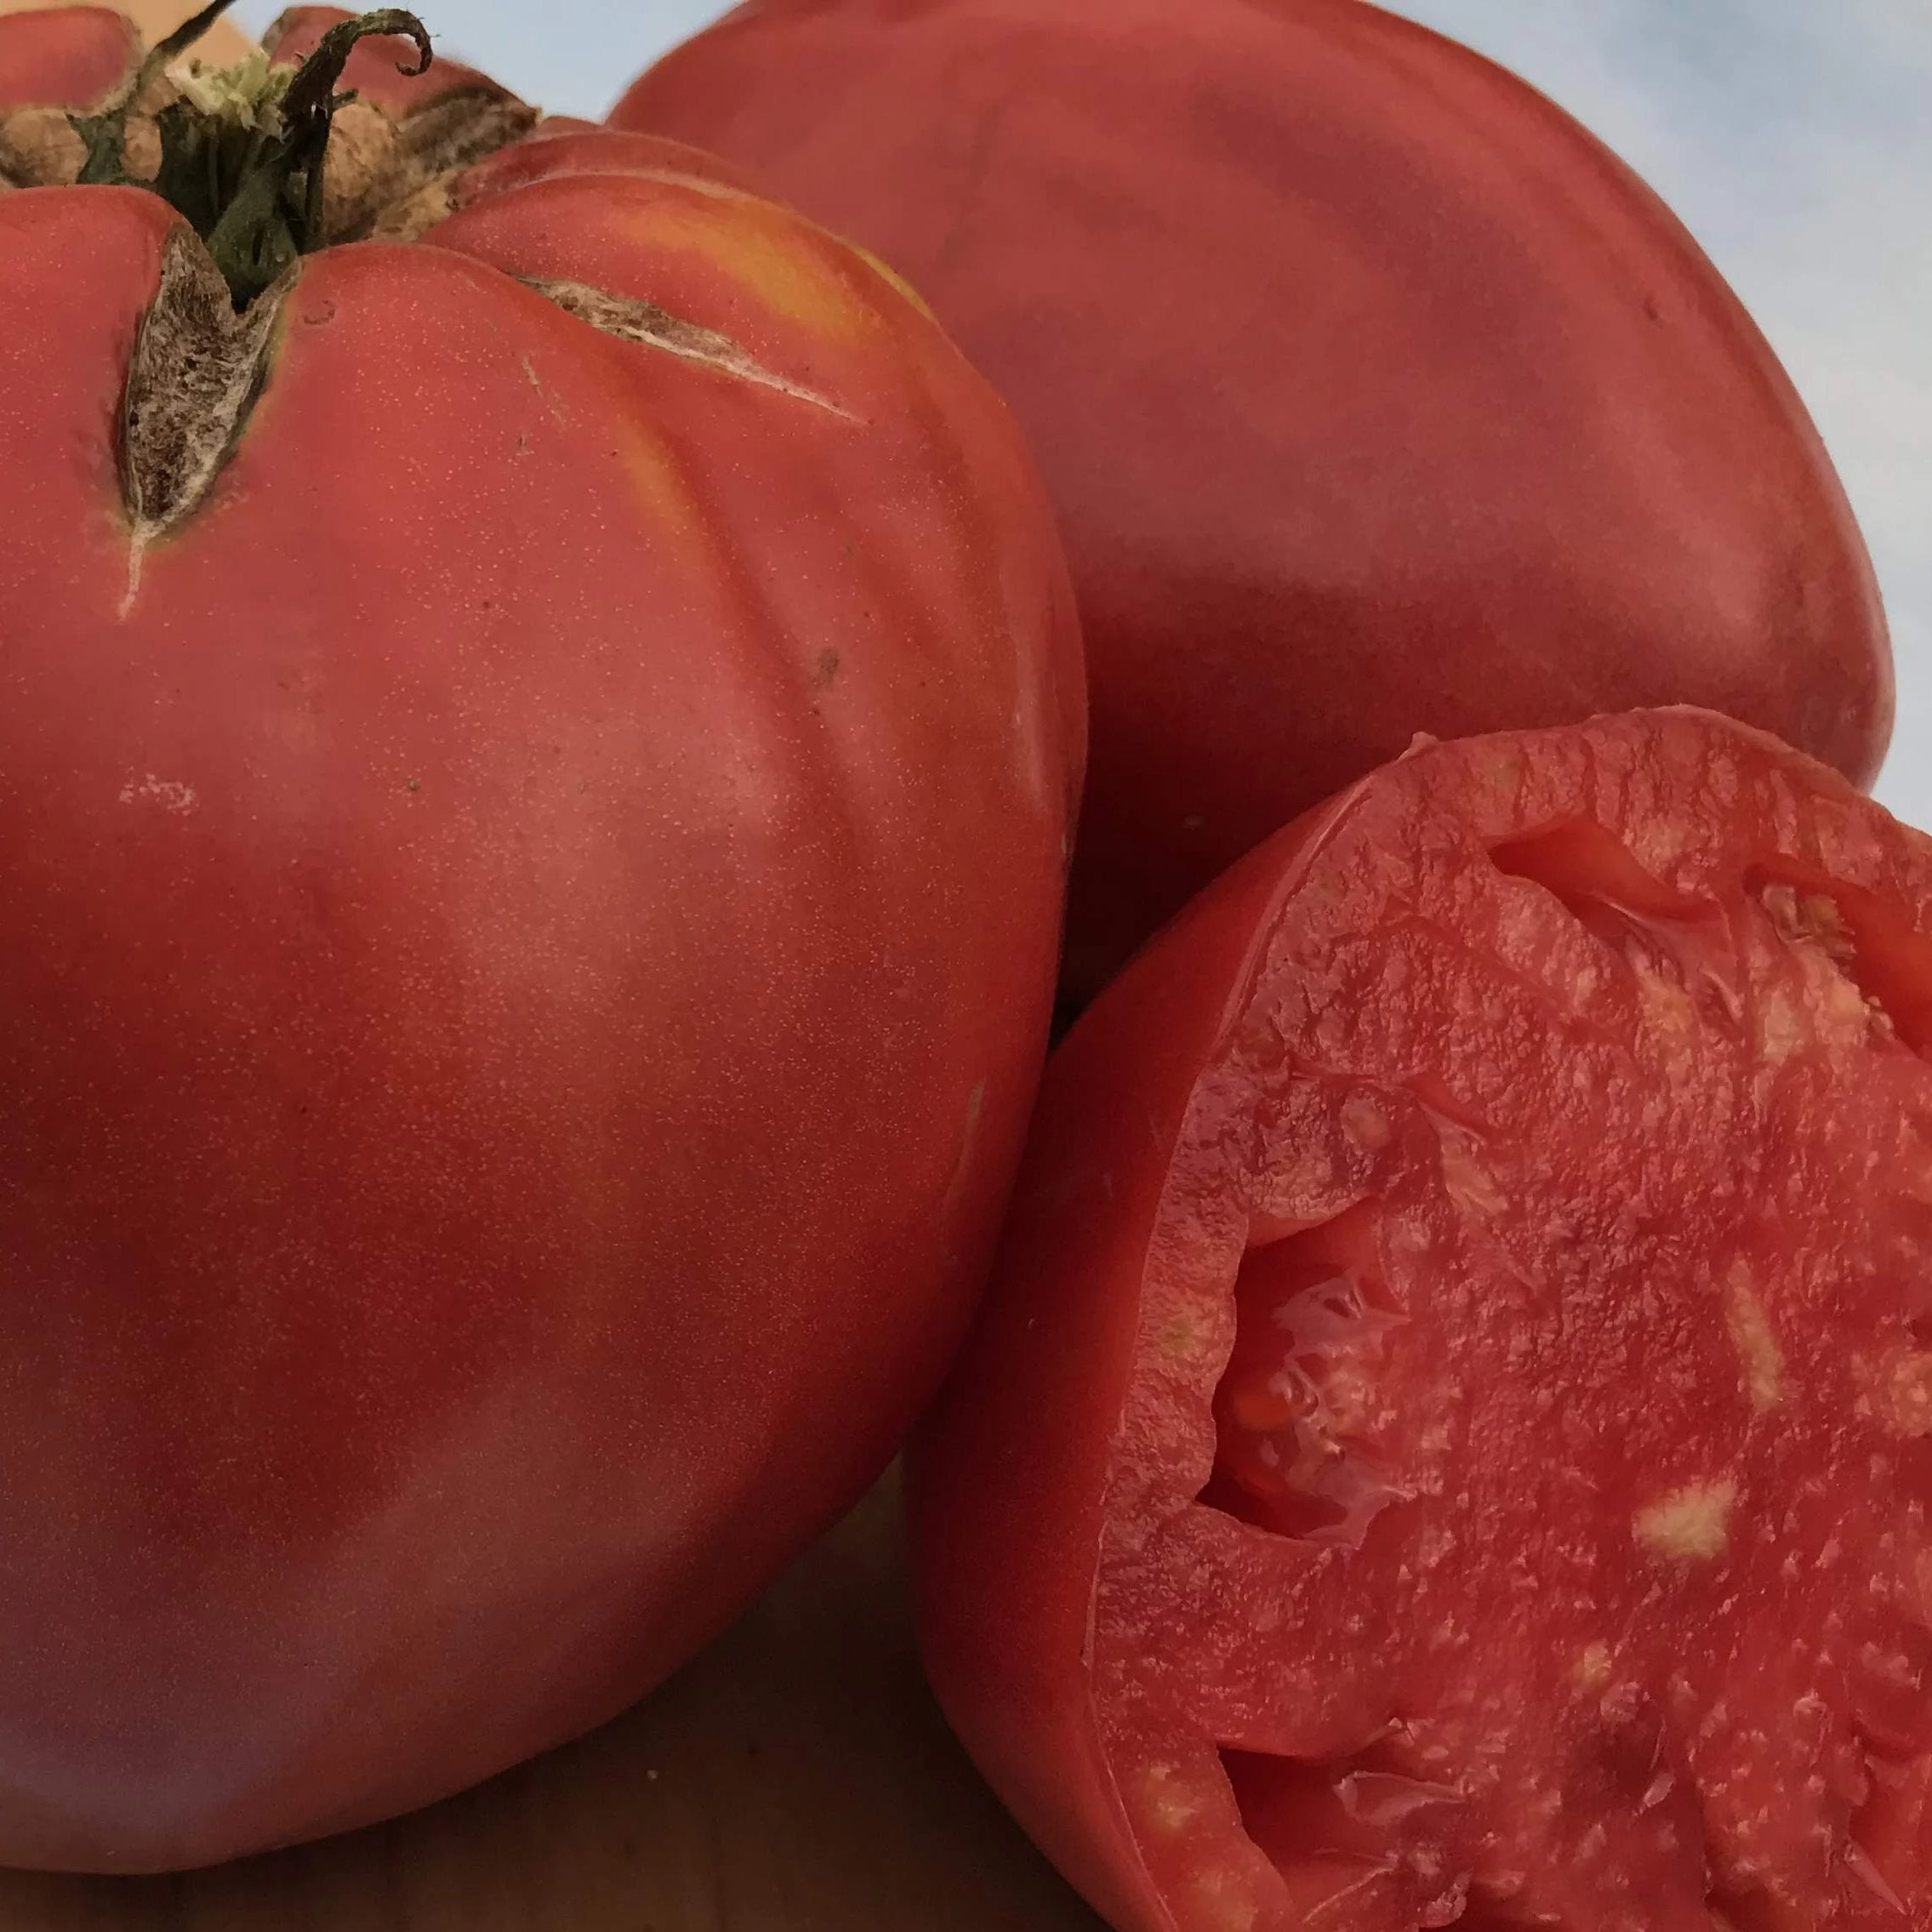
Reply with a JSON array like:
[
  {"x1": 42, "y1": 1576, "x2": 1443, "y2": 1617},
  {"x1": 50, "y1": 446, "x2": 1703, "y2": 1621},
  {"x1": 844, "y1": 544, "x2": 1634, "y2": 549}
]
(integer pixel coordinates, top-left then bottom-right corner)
[
  {"x1": 70, "y1": 3, "x2": 434, "y2": 310},
  {"x1": 71, "y1": 0, "x2": 242, "y2": 180}
]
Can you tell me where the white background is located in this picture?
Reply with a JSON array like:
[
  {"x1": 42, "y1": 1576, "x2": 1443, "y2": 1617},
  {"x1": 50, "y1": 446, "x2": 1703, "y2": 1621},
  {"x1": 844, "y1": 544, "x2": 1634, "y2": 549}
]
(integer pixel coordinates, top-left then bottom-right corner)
[{"x1": 233, "y1": 0, "x2": 1932, "y2": 829}]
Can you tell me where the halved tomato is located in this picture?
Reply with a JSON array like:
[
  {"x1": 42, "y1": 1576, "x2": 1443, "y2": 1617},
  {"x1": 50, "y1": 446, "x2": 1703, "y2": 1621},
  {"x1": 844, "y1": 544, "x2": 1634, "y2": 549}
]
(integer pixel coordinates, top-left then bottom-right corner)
[{"x1": 915, "y1": 709, "x2": 1929, "y2": 1930}]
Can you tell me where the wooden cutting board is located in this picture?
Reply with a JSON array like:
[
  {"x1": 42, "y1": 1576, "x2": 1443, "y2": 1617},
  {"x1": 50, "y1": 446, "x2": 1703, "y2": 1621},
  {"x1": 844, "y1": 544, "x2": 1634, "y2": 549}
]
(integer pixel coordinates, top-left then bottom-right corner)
[{"x1": 0, "y1": 1473, "x2": 1106, "y2": 1930}]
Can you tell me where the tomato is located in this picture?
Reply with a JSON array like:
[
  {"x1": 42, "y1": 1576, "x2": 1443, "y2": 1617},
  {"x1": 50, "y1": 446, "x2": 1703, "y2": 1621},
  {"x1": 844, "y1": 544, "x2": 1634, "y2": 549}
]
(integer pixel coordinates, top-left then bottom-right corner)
[
  {"x1": 613, "y1": 0, "x2": 1895, "y2": 1003},
  {"x1": 911, "y1": 710, "x2": 1929, "y2": 1931},
  {"x1": 0, "y1": 3, "x2": 133, "y2": 104},
  {"x1": 0, "y1": 4, "x2": 1081, "y2": 1871},
  {"x1": 0, "y1": 2, "x2": 254, "y2": 89}
]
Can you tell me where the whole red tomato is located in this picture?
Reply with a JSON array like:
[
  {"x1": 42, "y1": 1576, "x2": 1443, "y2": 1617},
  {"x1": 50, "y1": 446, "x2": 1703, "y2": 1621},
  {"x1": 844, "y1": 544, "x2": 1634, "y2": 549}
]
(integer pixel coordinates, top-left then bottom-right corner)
[
  {"x1": 614, "y1": 0, "x2": 1895, "y2": 1003},
  {"x1": 912, "y1": 709, "x2": 1930, "y2": 1931},
  {"x1": 0, "y1": 3, "x2": 1081, "y2": 1871}
]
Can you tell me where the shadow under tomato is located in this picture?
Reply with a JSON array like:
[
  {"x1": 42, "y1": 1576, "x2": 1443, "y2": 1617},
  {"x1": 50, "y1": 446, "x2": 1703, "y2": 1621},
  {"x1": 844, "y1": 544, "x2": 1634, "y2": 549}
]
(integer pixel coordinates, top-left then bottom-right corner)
[{"x1": 0, "y1": 1468, "x2": 1102, "y2": 1932}]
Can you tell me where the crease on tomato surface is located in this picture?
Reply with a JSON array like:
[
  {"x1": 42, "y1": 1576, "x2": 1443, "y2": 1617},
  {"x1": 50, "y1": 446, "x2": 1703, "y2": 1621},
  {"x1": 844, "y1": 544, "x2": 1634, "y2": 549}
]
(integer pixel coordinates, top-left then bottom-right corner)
[
  {"x1": 117, "y1": 225, "x2": 288, "y2": 588},
  {"x1": 918, "y1": 710, "x2": 1932, "y2": 1932},
  {"x1": 520, "y1": 275, "x2": 858, "y2": 419}
]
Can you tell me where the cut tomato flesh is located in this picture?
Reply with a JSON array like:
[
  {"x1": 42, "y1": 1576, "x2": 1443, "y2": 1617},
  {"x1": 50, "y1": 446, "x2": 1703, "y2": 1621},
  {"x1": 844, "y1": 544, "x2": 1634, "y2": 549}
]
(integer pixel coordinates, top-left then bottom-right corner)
[{"x1": 1082, "y1": 720, "x2": 1932, "y2": 1930}]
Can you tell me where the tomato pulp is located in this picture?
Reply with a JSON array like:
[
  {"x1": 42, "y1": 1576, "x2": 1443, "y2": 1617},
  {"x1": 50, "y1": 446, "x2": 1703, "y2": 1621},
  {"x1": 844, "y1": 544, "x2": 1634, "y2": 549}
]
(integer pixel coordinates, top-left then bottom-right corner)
[
  {"x1": 616, "y1": 0, "x2": 1894, "y2": 1001},
  {"x1": 0, "y1": 4, "x2": 1081, "y2": 1870},
  {"x1": 915, "y1": 710, "x2": 1929, "y2": 1929}
]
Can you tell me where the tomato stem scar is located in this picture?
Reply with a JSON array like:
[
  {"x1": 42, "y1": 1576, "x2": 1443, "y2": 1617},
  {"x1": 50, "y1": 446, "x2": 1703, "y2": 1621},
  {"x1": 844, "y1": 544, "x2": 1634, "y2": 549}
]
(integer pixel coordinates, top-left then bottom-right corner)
[{"x1": 70, "y1": 3, "x2": 431, "y2": 307}]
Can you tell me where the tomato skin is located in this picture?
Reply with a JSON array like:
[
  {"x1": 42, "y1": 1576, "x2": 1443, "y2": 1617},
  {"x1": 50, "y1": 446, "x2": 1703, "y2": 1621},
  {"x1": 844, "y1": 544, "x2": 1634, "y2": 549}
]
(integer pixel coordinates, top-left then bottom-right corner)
[
  {"x1": 0, "y1": 6, "x2": 131, "y2": 107},
  {"x1": 0, "y1": 15, "x2": 1081, "y2": 1872},
  {"x1": 613, "y1": 0, "x2": 1895, "y2": 1001},
  {"x1": 910, "y1": 711, "x2": 1932, "y2": 1932},
  {"x1": 909, "y1": 815, "x2": 1334, "y2": 1932}
]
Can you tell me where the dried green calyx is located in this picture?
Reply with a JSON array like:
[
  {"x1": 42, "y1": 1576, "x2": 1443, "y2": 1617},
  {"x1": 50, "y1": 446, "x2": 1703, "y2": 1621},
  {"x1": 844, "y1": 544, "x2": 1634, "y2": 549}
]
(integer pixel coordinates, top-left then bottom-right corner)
[{"x1": 71, "y1": 0, "x2": 432, "y2": 308}]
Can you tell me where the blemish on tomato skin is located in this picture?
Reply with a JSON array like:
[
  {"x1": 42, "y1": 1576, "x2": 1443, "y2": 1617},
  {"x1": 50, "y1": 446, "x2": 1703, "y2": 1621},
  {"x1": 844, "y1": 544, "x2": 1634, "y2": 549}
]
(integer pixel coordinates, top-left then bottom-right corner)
[
  {"x1": 1188, "y1": 1867, "x2": 1261, "y2": 1931},
  {"x1": 1724, "y1": 1262, "x2": 1786, "y2": 1412},
  {"x1": 1341, "y1": 1091, "x2": 1391, "y2": 1151},
  {"x1": 1755, "y1": 987, "x2": 1807, "y2": 1066},
  {"x1": 1572, "y1": 1641, "x2": 1614, "y2": 1692},
  {"x1": 1433, "y1": 1122, "x2": 1504, "y2": 1220},
  {"x1": 1870, "y1": 1349, "x2": 1932, "y2": 1437},
  {"x1": 1634, "y1": 961, "x2": 1697, "y2": 1047},
  {"x1": 1600, "y1": 1678, "x2": 1651, "y2": 1730},
  {"x1": 1139, "y1": 1761, "x2": 1205, "y2": 1836},
  {"x1": 117, "y1": 773, "x2": 197, "y2": 814},
  {"x1": 1633, "y1": 1477, "x2": 1738, "y2": 1563},
  {"x1": 1158, "y1": 1313, "x2": 1210, "y2": 1360}
]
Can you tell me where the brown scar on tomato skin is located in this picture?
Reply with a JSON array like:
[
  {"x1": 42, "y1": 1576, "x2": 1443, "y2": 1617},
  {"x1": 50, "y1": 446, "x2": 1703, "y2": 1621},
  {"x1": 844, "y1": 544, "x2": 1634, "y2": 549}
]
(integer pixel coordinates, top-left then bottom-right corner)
[
  {"x1": 119, "y1": 225, "x2": 287, "y2": 601},
  {"x1": 117, "y1": 239, "x2": 847, "y2": 585},
  {"x1": 210, "y1": 83, "x2": 538, "y2": 243},
  {"x1": 0, "y1": 45, "x2": 173, "y2": 191},
  {"x1": 81, "y1": 53, "x2": 834, "y2": 577},
  {"x1": 0, "y1": 105, "x2": 80, "y2": 189},
  {"x1": 525, "y1": 277, "x2": 858, "y2": 419},
  {"x1": 346, "y1": 89, "x2": 538, "y2": 241},
  {"x1": 0, "y1": 100, "x2": 162, "y2": 189},
  {"x1": 369, "y1": 137, "x2": 746, "y2": 244}
]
